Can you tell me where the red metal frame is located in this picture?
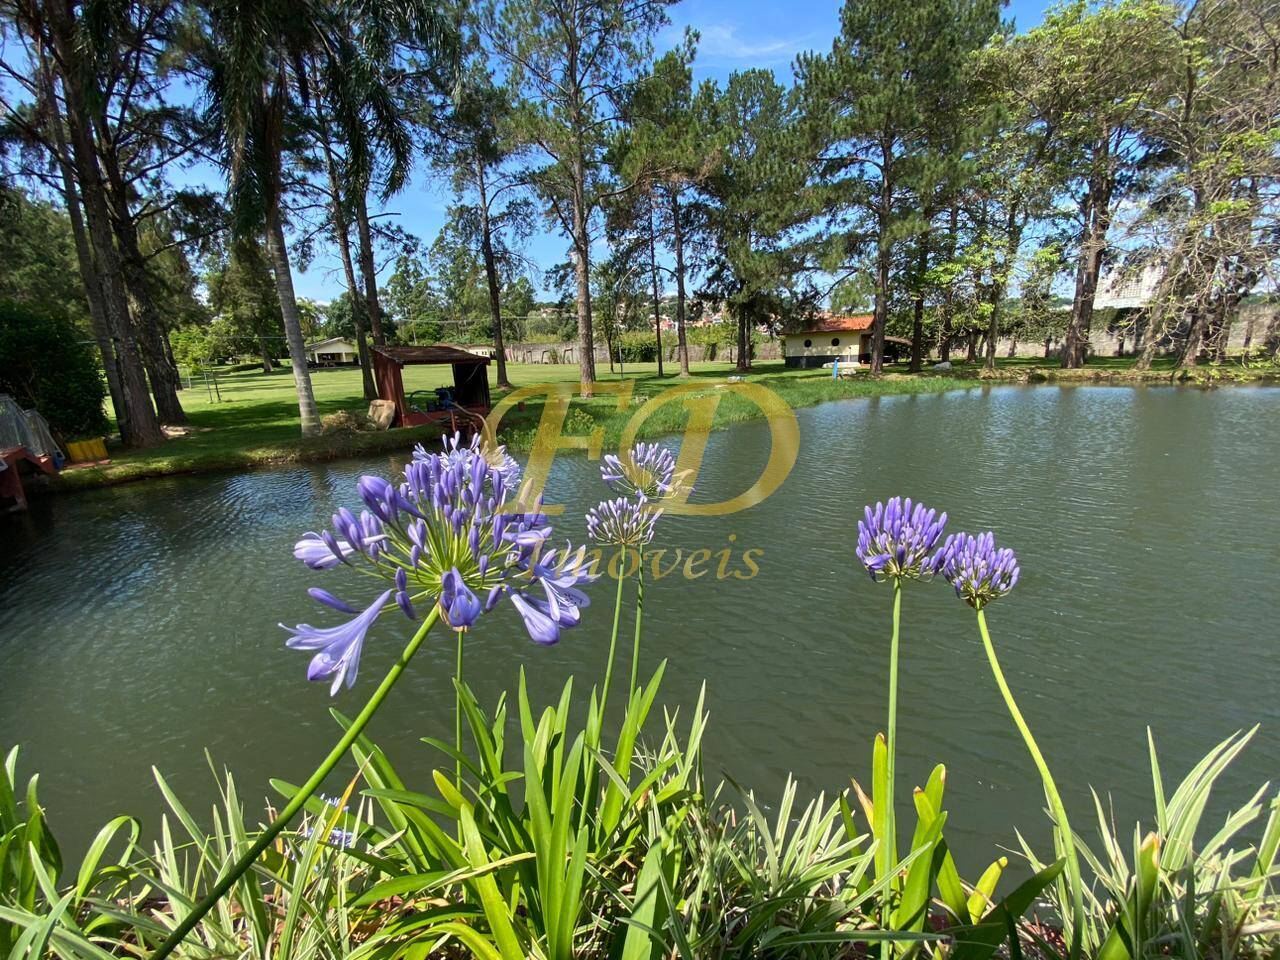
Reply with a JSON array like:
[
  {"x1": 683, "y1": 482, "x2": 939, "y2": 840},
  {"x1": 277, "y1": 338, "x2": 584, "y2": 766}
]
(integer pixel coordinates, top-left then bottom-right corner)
[
  {"x1": 1, "y1": 446, "x2": 55, "y2": 512},
  {"x1": 370, "y1": 345, "x2": 493, "y2": 429}
]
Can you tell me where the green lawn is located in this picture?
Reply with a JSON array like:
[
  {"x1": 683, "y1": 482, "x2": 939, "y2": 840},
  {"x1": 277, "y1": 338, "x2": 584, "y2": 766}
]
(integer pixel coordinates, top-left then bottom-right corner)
[{"x1": 48, "y1": 352, "x2": 1244, "y2": 491}]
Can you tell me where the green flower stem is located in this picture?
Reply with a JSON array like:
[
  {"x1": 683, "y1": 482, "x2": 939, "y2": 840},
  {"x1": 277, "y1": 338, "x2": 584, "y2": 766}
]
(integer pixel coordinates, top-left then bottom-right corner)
[
  {"x1": 628, "y1": 544, "x2": 646, "y2": 703},
  {"x1": 976, "y1": 607, "x2": 1083, "y2": 960},
  {"x1": 455, "y1": 628, "x2": 464, "y2": 791},
  {"x1": 581, "y1": 546, "x2": 630, "y2": 835},
  {"x1": 150, "y1": 606, "x2": 442, "y2": 960},
  {"x1": 598, "y1": 545, "x2": 628, "y2": 722},
  {"x1": 882, "y1": 579, "x2": 902, "y2": 960}
]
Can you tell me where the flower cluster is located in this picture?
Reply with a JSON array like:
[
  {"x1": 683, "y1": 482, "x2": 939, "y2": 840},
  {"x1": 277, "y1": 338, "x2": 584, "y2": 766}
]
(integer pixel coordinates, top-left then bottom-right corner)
[
  {"x1": 601, "y1": 441, "x2": 679, "y2": 503},
  {"x1": 586, "y1": 496, "x2": 661, "y2": 547},
  {"x1": 855, "y1": 497, "x2": 948, "y2": 582},
  {"x1": 933, "y1": 532, "x2": 1020, "y2": 609},
  {"x1": 854, "y1": 496, "x2": 1021, "y2": 608},
  {"x1": 284, "y1": 433, "x2": 596, "y2": 694},
  {"x1": 588, "y1": 443, "x2": 682, "y2": 550}
]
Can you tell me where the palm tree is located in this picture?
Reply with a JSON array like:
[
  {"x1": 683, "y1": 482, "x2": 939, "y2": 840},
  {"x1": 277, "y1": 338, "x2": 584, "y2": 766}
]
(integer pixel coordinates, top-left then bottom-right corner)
[{"x1": 199, "y1": 0, "x2": 453, "y2": 437}]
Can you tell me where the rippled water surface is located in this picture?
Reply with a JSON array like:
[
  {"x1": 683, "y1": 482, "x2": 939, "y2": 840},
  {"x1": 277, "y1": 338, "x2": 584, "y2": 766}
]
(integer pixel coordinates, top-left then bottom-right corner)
[{"x1": 3, "y1": 385, "x2": 1279, "y2": 867}]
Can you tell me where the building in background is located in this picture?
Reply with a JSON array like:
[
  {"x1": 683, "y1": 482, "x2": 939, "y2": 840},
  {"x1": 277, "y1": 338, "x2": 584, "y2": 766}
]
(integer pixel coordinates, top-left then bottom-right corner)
[
  {"x1": 1094, "y1": 262, "x2": 1165, "y2": 309},
  {"x1": 783, "y1": 314, "x2": 874, "y2": 367},
  {"x1": 305, "y1": 337, "x2": 360, "y2": 366}
]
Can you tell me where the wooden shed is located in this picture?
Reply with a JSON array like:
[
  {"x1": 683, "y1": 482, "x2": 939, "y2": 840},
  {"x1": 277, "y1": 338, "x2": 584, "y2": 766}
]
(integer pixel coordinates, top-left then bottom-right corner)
[{"x1": 369, "y1": 345, "x2": 492, "y2": 429}]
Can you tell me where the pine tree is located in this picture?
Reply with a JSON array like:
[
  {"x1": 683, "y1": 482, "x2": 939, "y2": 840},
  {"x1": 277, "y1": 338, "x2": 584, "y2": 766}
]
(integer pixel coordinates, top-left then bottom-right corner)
[
  {"x1": 797, "y1": 0, "x2": 1002, "y2": 373},
  {"x1": 697, "y1": 70, "x2": 815, "y2": 371},
  {"x1": 431, "y1": 53, "x2": 533, "y2": 389},
  {"x1": 486, "y1": 0, "x2": 670, "y2": 394},
  {"x1": 613, "y1": 39, "x2": 709, "y2": 376}
]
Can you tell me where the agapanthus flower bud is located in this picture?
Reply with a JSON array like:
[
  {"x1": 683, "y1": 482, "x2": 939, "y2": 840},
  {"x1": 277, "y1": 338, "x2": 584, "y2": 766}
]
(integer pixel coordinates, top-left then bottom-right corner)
[
  {"x1": 586, "y1": 496, "x2": 661, "y2": 546},
  {"x1": 933, "y1": 532, "x2": 1019, "y2": 609},
  {"x1": 601, "y1": 442, "x2": 684, "y2": 503},
  {"x1": 308, "y1": 588, "x2": 357, "y2": 613},
  {"x1": 855, "y1": 497, "x2": 947, "y2": 582},
  {"x1": 415, "y1": 432, "x2": 522, "y2": 488}
]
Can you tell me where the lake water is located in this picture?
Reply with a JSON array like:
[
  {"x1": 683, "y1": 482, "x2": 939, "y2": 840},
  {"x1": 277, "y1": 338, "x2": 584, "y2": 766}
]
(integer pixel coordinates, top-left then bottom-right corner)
[{"x1": 3, "y1": 384, "x2": 1278, "y2": 872}]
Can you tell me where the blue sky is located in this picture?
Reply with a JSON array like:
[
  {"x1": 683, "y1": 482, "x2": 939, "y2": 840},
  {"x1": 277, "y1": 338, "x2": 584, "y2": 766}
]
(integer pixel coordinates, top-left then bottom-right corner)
[{"x1": 293, "y1": 0, "x2": 1055, "y2": 301}]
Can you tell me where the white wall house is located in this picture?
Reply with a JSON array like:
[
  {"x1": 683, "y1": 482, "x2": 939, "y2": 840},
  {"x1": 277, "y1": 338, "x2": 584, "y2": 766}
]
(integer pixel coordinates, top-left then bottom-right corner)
[
  {"x1": 783, "y1": 314, "x2": 874, "y2": 368},
  {"x1": 1095, "y1": 262, "x2": 1164, "y2": 309},
  {"x1": 305, "y1": 337, "x2": 360, "y2": 366}
]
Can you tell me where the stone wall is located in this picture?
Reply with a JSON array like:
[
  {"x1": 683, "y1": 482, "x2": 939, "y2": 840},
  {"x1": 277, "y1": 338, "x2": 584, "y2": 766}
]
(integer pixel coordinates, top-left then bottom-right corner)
[
  {"x1": 982, "y1": 302, "x2": 1280, "y2": 361},
  {"x1": 495, "y1": 339, "x2": 782, "y2": 364}
]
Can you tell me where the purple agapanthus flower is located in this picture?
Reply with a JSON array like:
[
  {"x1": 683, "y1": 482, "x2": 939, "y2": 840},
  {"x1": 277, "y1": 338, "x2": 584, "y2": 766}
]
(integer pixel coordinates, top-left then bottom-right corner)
[
  {"x1": 414, "y1": 432, "x2": 522, "y2": 488},
  {"x1": 503, "y1": 544, "x2": 595, "y2": 644},
  {"x1": 586, "y1": 497, "x2": 661, "y2": 547},
  {"x1": 601, "y1": 442, "x2": 683, "y2": 503},
  {"x1": 933, "y1": 532, "x2": 1020, "y2": 609},
  {"x1": 284, "y1": 433, "x2": 596, "y2": 692},
  {"x1": 283, "y1": 590, "x2": 392, "y2": 695},
  {"x1": 855, "y1": 497, "x2": 948, "y2": 582}
]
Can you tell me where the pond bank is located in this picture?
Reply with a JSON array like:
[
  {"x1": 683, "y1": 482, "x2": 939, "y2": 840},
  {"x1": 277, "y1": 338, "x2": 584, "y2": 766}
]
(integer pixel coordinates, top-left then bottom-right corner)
[
  {"x1": 39, "y1": 360, "x2": 1278, "y2": 494},
  {"x1": 42, "y1": 370, "x2": 977, "y2": 494},
  {"x1": 972, "y1": 362, "x2": 1280, "y2": 386}
]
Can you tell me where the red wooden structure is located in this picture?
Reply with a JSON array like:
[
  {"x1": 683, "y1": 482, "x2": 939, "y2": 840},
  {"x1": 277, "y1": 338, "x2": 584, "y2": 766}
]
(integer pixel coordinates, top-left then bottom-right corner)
[
  {"x1": 1, "y1": 446, "x2": 56, "y2": 512},
  {"x1": 370, "y1": 345, "x2": 492, "y2": 430}
]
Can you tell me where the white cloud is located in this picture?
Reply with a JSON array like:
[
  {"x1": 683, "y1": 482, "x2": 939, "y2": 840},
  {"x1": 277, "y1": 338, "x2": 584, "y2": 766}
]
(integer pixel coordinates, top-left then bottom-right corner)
[{"x1": 665, "y1": 21, "x2": 819, "y2": 67}]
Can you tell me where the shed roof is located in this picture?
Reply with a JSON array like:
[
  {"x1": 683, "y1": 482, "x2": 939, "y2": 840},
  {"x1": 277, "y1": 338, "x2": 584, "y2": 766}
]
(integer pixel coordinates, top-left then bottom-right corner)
[
  {"x1": 371, "y1": 344, "x2": 491, "y2": 366},
  {"x1": 790, "y1": 313, "x2": 874, "y2": 334}
]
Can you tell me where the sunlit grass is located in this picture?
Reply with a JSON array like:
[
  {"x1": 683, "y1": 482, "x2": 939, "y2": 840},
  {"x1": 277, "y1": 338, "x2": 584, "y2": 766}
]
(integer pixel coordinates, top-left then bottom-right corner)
[{"x1": 52, "y1": 352, "x2": 1240, "y2": 492}]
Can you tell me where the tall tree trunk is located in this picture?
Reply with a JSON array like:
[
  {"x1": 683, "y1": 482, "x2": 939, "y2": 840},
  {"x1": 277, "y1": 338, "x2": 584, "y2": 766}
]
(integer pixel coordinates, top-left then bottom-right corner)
[
  {"x1": 258, "y1": 335, "x2": 275, "y2": 373},
  {"x1": 1177, "y1": 305, "x2": 1210, "y2": 368},
  {"x1": 870, "y1": 224, "x2": 890, "y2": 373},
  {"x1": 163, "y1": 332, "x2": 182, "y2": 390},
  {"x1": 869, "y1": 149, "x2": 892, "y2": 375},
  {"x1": 649, "y1": 193, "x2": 664, "y2": 377},
  {"x1": 354, "y1": 190, "x2": 386, "y2": 345},
  {"x1": 265, "y1": 208, "x2": 321, "y2": 437},
  {"x1": 50, "y1": 20, "x2": 163, "y2": 448},
  {"x1": 735, "y1": 305, "x2": 751, "y2": 372},
  {"x1": 1062, "y1": 161, "x2": 1114, "y2": 368},
  {"x1": 671, "y1": 190, "x2": 690, "y2": 376},
  {"x1": 909, "y1": 229, "x2": 931, "y2": 372},
  {"x1": 117, "y1": 234, "x2": 186, "y2": 423},
  {"x1": 984, "y1": 212, "x2": 1024, "y2": 375},
  {"x1": 91, "y1": 94, "x2": 186, "y2": 423},
  {"x1": 1135, "y1": 307, "x2": 1164, "y2": 371},
  {"x1": 570, "y1": 162, "x2": 596, "y2": 393},
  {"x1": 939, "y1": 205, "x2": 958, "y2": 363},
  {"x1": 476, "y1": 159, "x2": 511, "y2": 389},
  {"x1": 39, "y1": 51, "x2": 123, "y2": 424},
  {"x1": 322, "y1": 142, "x2": 376, "y2": 400}
]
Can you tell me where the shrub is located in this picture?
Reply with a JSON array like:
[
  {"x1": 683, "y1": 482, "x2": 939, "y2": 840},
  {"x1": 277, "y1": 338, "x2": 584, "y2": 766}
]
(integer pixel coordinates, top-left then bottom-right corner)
[
  {"x1": 0, "y1": 299, "x2": 107, "y2": 441},
  {"x1": 618, "y1": 330, "x2": 659, "y2": 363},
  {"x1": 687, "y1": 320, "x2": 739, "y2": 348}
]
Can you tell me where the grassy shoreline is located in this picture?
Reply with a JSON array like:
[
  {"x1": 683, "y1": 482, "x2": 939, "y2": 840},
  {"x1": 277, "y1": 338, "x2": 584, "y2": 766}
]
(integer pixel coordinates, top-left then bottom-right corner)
[{"x1": 41, "y1": 356, "x2": 1278, "y2": 494}]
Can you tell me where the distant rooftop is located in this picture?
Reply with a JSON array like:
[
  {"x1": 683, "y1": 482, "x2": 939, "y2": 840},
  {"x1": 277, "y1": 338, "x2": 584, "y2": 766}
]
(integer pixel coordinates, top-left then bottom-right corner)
[
  {"x1": 371, "y1": 344, "x2": 490, "y2": 365},
  {"x1": 791, "y1": 313, "x2": 875, "y2": 334}
]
